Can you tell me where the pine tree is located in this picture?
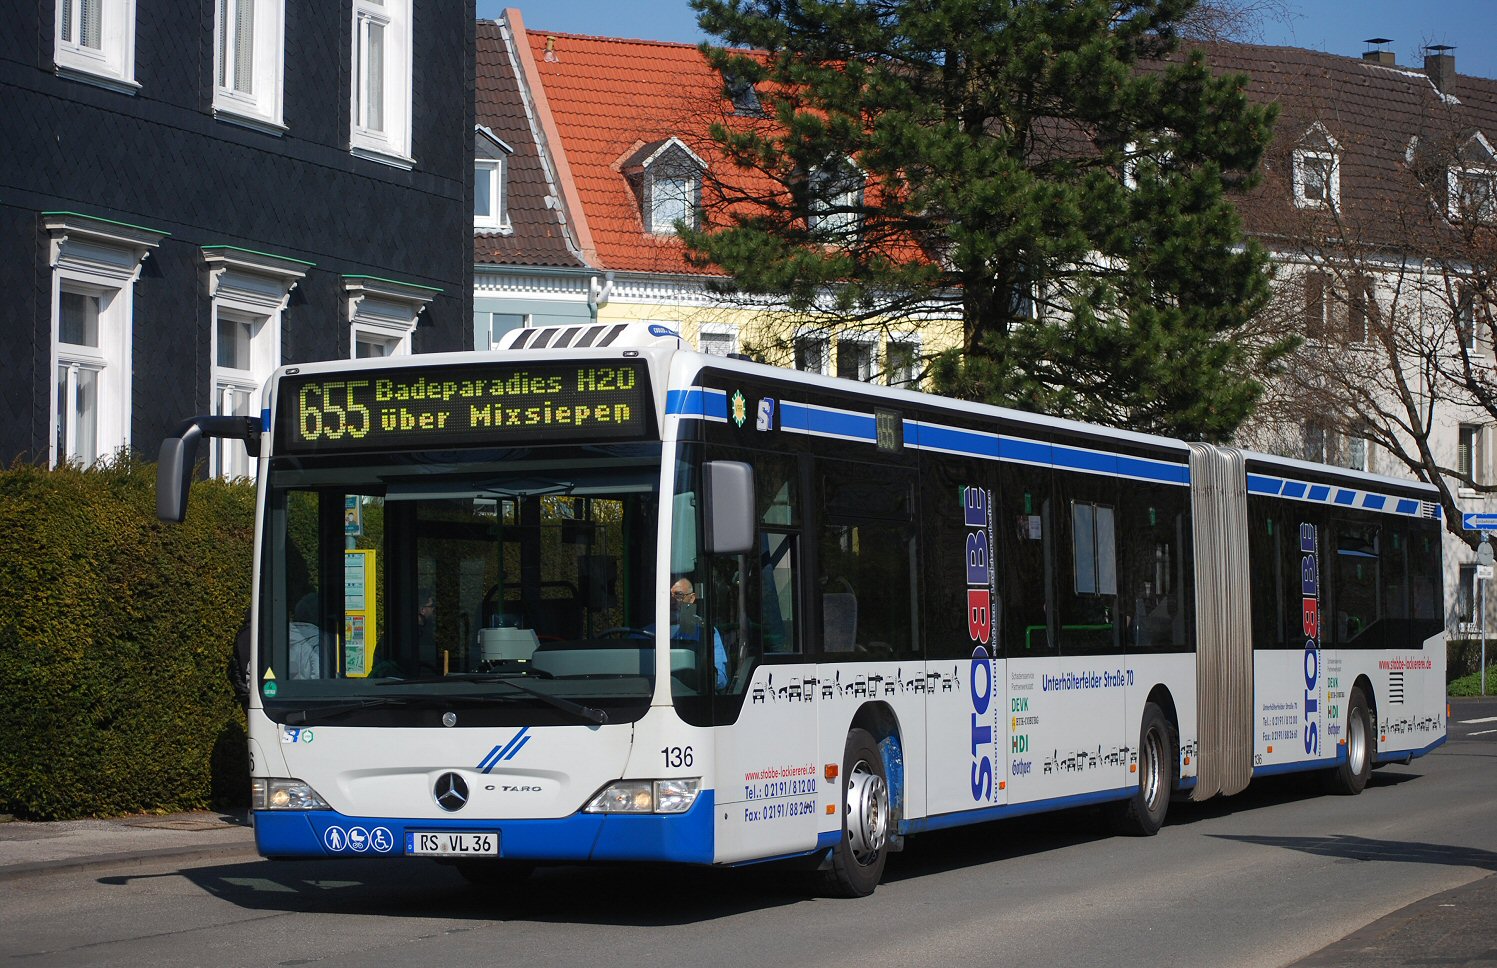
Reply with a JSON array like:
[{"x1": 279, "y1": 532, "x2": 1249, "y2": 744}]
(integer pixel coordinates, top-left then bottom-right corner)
[{"x1": 683, "y1": 0, "x2": 1288, "y2": 440}]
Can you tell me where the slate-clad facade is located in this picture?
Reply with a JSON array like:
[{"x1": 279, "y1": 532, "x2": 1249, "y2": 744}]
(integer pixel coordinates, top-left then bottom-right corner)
[{"x1": 0, "y1": 1, "x2": 475, "y2": 466}]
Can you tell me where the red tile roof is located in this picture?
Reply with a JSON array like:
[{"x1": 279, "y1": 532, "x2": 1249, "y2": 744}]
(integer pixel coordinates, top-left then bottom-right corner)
[{"x1": 522, "y1": 28, "x2": 747, "y2": 275}]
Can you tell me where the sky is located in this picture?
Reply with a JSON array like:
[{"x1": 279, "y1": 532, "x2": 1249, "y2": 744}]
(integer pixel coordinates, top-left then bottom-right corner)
[{"x1": 475, "y1": 0, "x2": 1497, "y2": 81}]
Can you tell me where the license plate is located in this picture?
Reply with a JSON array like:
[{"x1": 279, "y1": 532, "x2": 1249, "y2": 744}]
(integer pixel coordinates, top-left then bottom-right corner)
[{"x1": 406, "y1": 831, "x2": 499, "y2": 857}]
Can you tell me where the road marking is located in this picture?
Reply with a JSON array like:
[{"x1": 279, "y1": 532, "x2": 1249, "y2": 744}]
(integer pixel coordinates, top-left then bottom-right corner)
[
  {"x1": 1469, "y1": 728, "x2": 1497, "y2": 737},
  {"x1": 1458, "y1": 716, "x2": 1497, "y2": 724}
]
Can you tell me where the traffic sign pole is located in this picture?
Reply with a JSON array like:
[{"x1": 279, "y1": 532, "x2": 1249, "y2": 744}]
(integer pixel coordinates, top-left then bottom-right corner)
[{"x1": 1482, "y1": 535, "x2": 1494, "y2": 697}]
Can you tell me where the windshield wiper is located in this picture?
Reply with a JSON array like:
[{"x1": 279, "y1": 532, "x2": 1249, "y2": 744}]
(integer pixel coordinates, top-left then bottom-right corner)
[
  {"x1": 376, "y1": 673, "x2": 608, "y2": 725},
  {"x1": 283, "y1": 696, "x2": 411, "y2": 725}
]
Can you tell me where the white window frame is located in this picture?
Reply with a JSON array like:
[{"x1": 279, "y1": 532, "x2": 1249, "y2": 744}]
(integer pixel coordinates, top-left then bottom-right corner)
[
  {"x1": 54, "y1": 0, "x2": 139, "y2": 94},
  {"x1": 626, "y1": 138, "x2": 707, "y2": 236},
  {"x1": 1293, "y1": 149, "x2": 1340, "y2": 211},
  {"x1": 213, "y1": 0, "x2": 286, "y2": 133},
  {"x1": 475, "y1": 158, "x2": 507, "y2": 231},
  {"x1": 698, "y1": 322, "x2": 739, "y2": 357},
  {"x1": 794, "y1": 331, "x2": 830, "y2": 375},
  {"x1": 345, "y1": 275, "x2": 438, "y2": 359},
  {"x1": 1458, "y1": 423, "x2": 1482, "y2": 495},
  {"x1": 884, "y1": 336, "x2": 920, "y2": 387},
  {"x1": 350, "y1": 0, "x2": 413, "y2": 167},
  {"x1": 1450, "y1": 166, "x2": 1497, "y2": 223},
  {"x1": 202, "y1": 246, "x2": 306, "y2": 477},
  {"x1": 45, "y1": 214, "x2": 163, "y2": 468},
  {"x1": 474, "y1": 126, "x2": 514, "y2": 233},
  {"x1": 835, "y1": 334, "x2": 877, "y2": 382},
  {"x1": 807, "y1": 158, "x2": 863, "y2": 240}
]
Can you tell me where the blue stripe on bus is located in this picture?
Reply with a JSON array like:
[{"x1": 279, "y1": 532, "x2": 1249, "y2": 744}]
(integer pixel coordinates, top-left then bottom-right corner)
[
  {"x1": 806, "y1": 407, "x2": 876, "y2": 441},
  {"x1": 1248, "y1": 474, "x2": 1282, "y2": 495},
  {"x1": 910, "y1": 422, "x2": 1000, "y2": 459},
  {"x1": 1246, "y1": 471, "x2": 1434, "y2": 519},
  {"x1": 254, "y1": 792, "x2": 716, "y2": 865},
  {"x1": 899, "y1": 786, "x2": 1137, "y2": 836},
  {"x1": 1251, "y1": 748, "x2": 1344, "y2": 778},
  {"x1": 779, "y1": 401, "x2": 876, "y2": 440},
  {"x1": 666, "y1": 388, "x2": 728, "y2": 421},
  {"x1": 996, "y1": 436, "x2": 1051, "y2": 466},
  {"x1": 1119, "y1": 454, "x2": 1190, "y2": 485},
  {"x1": 1375, "y1": 733, "x2": 1446, "y2": 763},
  {"x1": 1053, "y1": 445, "x2": 1117, "y2": 476}
]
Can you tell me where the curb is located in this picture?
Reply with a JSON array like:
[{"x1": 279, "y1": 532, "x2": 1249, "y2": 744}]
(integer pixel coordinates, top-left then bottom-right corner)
[{"x1": 0, "y1": 842, "x2": 262, "y2": 882}]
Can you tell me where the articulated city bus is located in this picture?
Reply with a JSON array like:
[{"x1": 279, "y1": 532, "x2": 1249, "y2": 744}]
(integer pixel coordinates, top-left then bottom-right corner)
[{"x1": 159, "y1": 322, "x2": 1447, "y2": 896}]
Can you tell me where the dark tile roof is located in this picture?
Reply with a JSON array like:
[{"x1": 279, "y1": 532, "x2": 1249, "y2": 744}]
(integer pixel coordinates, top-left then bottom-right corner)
[
  {"x1": 1188, "y1": 42, "x2": 1497, "y2": 253},
  {"x1": 474, "y1": 20, "x2": 586, "y2": 269}
]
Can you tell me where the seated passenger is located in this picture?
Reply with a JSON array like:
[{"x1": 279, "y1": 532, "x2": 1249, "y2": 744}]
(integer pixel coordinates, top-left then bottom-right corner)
[{"x1": 661, "y1": 578, "x2": 728, "y2": 690}]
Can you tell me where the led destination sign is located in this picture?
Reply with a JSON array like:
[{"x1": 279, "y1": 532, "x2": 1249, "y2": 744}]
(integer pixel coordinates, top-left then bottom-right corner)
[{"x1": 276, "y1": 361, "x2": 650, "y2": 453}]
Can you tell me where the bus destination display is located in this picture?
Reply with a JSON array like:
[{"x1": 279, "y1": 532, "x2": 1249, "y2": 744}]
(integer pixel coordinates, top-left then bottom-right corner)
[{"x1": 276, "y1": 361, "x2": 649, "y2": 453}]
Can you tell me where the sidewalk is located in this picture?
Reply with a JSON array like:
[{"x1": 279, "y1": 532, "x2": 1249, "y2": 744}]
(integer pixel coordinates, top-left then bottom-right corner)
[
  {"x1": 1290, "y1": 873, "x2": 1497, "y2": 967},
  {"x1": 0, "y1": 809, "x2": 257, "y2": 881}
]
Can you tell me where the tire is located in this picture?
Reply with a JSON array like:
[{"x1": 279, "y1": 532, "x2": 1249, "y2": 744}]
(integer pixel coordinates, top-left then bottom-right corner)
[
  {"x1": 1106, "y1": 702, "x2": 1174, "y2": 837},
  {"x1": 1324, "y1": 687, "x2": 1374, "y2": 796},
  {"x1": 821, "y1": 728, "x2": 891, "y2": 897},
  {"x1": 450, "y1": 858, "x2": 535, "y2": 890}
]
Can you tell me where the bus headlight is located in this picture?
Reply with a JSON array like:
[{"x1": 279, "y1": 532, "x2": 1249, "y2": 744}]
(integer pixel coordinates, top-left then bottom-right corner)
[
  {"x1": 584, "y1": 778, "x2": 701, "y2": 814},
  {"x1": 252, "y1": 778, "x2": 332, "y2": 811}
]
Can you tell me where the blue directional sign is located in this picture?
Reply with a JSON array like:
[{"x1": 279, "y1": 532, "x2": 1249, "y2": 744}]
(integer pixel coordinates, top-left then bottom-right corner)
[{"x1": 1463, "y1": 513, "x2": 1497, "y2": 531}]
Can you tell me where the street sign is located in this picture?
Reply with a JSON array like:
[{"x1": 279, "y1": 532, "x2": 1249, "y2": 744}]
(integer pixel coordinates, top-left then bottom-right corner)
[
  {"x1": 1480, "y1": 542, "x2": 1496, "y2": 567},
  {"x1": 1462, "y1": 512, "x2": 1497, "y2": 531},
  {"x1": 1478, "y1": 564, "x2": 1495, "y2": 580}
]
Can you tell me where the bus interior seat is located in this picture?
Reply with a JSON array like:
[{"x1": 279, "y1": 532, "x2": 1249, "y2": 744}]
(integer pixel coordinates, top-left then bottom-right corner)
[{"x1": 823, "y1": 591, "x2": 858, "y2": 652}]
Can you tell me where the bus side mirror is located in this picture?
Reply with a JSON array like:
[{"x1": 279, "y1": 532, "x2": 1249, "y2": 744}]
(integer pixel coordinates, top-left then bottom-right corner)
[
  {"x1": 156, "y1": 415, "x2": 263, "y2": 522},
  {"x1": 703, "y1": 460, "x2": 755, "y2": 556}
]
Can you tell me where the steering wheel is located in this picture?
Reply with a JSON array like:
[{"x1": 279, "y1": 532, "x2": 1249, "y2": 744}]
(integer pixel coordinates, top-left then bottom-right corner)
[{"x1": 598, "y1": 627, "x2": 654, "y2": 639}]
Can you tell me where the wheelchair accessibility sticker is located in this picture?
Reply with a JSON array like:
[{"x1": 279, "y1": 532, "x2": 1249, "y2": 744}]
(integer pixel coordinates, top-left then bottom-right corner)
[
  {"x1": 323, "y1": 824, "x2": 395, "y2": 854},
  {"x1": 281, "y1": 726, "x2": 314, "y2": 744}
]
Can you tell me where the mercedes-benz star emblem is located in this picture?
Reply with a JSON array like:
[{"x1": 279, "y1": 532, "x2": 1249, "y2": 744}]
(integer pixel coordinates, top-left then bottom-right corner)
[
  {"x1": 435, "y1": 772, "x2": 469, "y2": 812},
  {"x1": 442, "y1": 711, "x2": 457, "y2": 728}
]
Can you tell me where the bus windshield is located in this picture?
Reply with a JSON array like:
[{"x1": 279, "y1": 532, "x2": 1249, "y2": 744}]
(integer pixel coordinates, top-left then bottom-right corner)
[{"x1": 257, "y1": 443, "x2": 664, "y2": 725}]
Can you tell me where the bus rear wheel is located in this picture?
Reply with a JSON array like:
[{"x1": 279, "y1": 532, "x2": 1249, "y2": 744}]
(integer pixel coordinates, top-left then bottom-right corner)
[
  {"x1": 1324, "y1": 687, "x2": 1374, "y2": 795},
  {"x1": 822, "y1": 728, "x2": 890, "y2": 897},
  {"x1": 1106, "y1": 702, "x2": 1174, "y2": 837}
]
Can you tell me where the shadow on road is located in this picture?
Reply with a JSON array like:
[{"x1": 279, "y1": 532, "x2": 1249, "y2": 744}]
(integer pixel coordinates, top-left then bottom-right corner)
[
  {"x1": 1208, "y1": 832, "x2": 1497, "y2": 872},
  {"x1": 88, "y1": 763, "x2": 1450, "y2": 923}
]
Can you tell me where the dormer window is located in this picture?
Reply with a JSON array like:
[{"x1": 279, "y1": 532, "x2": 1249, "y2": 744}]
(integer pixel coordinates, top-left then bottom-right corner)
[
  {"x1": 475, "y1": 125, "x2": 513, "y2": 232},
  {"x1": 807, "y1": 158, "x2": 864, "y2": 240},
  {"x1": 622, "y1": 137, "x2": 706, "y2": 235},
  {"x1": 1450, "y1": 133, "x2": 1497, "y2": 222},
  {"x1": 1293, "y1": 123, "x2": 1341, "y2": 210}
]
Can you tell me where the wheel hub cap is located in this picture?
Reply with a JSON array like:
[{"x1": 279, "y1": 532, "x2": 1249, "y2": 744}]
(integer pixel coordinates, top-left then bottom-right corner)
[{"x1": 846, "y1": 761, "x2": 889, "y2": 860}]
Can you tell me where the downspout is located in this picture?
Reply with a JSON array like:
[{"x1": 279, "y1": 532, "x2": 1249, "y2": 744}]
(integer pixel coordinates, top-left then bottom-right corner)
[{"x1": 588, "y1": 271, "x2": 615, "y2": 321}]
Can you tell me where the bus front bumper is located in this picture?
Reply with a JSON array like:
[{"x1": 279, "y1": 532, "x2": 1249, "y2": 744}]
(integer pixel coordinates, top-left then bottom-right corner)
[{"x1": 252, "y1": 790, "x2": 715, "y2": 865}]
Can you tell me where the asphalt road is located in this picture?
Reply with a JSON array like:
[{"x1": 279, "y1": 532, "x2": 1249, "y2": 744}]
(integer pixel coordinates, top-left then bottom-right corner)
[{"x1": 6, "y1": 698, "x2": 1496, "y2": 968}]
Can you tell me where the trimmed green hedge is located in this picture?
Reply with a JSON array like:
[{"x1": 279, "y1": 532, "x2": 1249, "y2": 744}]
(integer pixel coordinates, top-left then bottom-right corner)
[{"x1": 0, "y1": 459, "x2": 254, "y2": 820}]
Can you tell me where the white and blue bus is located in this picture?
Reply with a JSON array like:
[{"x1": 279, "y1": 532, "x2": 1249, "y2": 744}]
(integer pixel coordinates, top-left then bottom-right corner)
[{"x1": 159, "y1": 322, "x2": 1447, "y2": 896}]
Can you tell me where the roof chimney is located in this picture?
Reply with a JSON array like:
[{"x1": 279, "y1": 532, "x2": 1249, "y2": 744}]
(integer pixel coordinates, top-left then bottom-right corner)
[
  {"x1": 1425, "y1": 44, "x2": 1456, "y2": 95},
  {"x1": 1362, "y1": 38, "x2": 1395, "y2": 66}
]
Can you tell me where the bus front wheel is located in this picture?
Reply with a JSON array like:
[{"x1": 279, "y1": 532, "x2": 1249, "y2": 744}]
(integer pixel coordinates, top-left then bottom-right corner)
[
  {"x1": 1324, "y1": 687, "x2": 1374, "y2": 795},
  {"x1": 822, "y1": 728, "x2": 890, "y2": 897},
  {"x1": 1106, "y1": 702, "x2": 1174, "y2": 837}
]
